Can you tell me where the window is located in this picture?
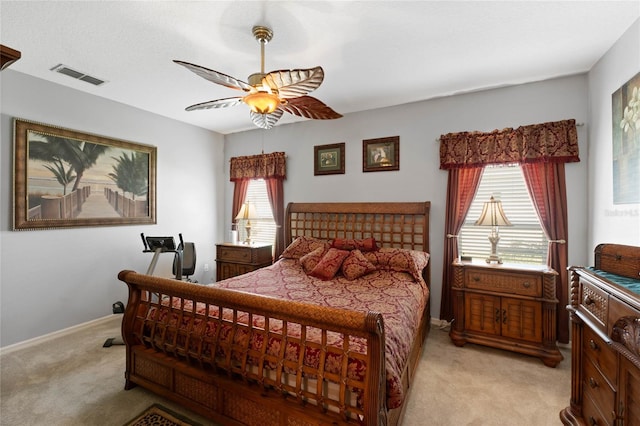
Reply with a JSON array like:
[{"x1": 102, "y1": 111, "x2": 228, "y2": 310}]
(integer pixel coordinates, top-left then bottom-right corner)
[
  {"x1": 458, "y1": 165, "x2": 547, "y2": 265},
  {"x1": 237, "y1": 179, "x2": 277, "y2": 247}
]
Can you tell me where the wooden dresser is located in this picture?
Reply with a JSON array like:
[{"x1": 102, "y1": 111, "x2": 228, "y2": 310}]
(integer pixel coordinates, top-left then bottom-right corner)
[
  {"x1": 215, "y1": 243, "x2": 272, "y2": 281},
  {"x1": 449, "y1": 260, "x2": 564, "y2": 367},
  {"x1": 560, "y1": 243, "x2": 640, "y2": 426}
]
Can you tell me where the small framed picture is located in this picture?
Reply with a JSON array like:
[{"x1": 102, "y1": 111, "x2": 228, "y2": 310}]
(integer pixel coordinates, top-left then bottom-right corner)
[
  {"x1": 314, "y1": 143, "x2": 345, "y2": 175},
  {"x1": 362, "y1": 136, "x2": 399, "y2": 172}
]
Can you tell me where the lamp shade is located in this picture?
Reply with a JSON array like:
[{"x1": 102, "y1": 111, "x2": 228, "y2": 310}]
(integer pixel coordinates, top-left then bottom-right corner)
[
  {"x1": 235, "y1": 202, "x2": 259, "y2": 221},
  {"x1": 243, "y1": 90, "x2": 280, "y2": 114},
  {"x1": 474, "y1": 196, "x2": 512, "y2": 227}
]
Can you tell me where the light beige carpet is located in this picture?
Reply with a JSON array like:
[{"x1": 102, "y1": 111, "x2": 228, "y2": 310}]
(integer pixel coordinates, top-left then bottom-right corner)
[{"x1": 0, "y1": 316, "x2": 570, "y2": 425}]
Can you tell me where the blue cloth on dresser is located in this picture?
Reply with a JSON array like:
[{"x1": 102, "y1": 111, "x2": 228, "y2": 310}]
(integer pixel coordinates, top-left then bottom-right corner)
[{"x1": 588, "y1": 267, "x2": 640, "y2": 295}]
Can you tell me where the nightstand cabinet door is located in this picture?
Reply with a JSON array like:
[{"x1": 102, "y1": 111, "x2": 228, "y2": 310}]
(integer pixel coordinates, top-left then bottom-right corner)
[
  {"x1": 501, "y1": 297, "x2": 542, "y2": 343},
  {"x1": 216, "y1": 243, "x2": 272, "y2": 281},
  {"x1": 464, "y1": 293, "x2": 501, "y2": 336}
]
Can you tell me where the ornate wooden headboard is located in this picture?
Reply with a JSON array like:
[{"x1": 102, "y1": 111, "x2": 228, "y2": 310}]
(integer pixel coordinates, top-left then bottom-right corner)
[{"x1": 285, "y1": 201, "x2": 431, "y2": 284}]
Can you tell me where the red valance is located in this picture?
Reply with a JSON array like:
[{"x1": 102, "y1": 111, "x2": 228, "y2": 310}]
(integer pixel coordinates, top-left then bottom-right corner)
[
  {"x1": 439, "y1": 119, "x2": 580, "y2": 170},
  {"x1": 230, "y1": 152, "x2": 287, "y2": 181}
]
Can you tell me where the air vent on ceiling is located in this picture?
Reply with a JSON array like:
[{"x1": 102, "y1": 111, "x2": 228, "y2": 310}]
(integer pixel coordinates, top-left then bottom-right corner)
[{"x1": 50, "y1": 64, "x2": 107, "y2": 86}]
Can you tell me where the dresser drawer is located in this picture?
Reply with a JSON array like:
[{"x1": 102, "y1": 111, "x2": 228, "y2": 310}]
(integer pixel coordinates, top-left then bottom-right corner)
[
  {"x1": 579, "y1": 279, "x2": 609, "y2": 330},
  {"x1": 465, "y1": 269, "x2": 542, "y2": 297},
  {"x1": 582, "y1": 325, "x2": 617, "y2": 383},
  {"x1": 583, "y1": 357, "x2": 616, "y2": 426},
  {"x1": 582, "y1": 390, "x2": 614, "y2": 426}
]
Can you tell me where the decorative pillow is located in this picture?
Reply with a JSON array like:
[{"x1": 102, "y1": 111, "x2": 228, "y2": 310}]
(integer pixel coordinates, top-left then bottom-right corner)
[
  {"x1": 364, "y1": 248, "x2": 430, "y2": 282},
  {"x1": 341, "y1": 249, "x2": 377, "y2": 280},
  {"x1": 280, "y1": 236, "x2": 330, "y2": 259},
  {"x1": 299, "y1": 246, "x2": 327, "y2": 274},
  {"x1": 309, "y1": 248, "x2": 350, "y2": 280},
  {"x1": 331, "y1": 237, "x2": 378, "y2": 252}
]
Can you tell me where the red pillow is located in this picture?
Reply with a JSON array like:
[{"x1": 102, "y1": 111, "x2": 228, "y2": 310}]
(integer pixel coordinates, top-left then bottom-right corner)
[
  {"x1": 299, "y1": 246, "x2": 327, "y2": 274},
  {"x1": 331, "y1": 237, "x2": 378, "y2": 252},
  {"x1": 309, "y1": 248, "x2": 350, "y2": 280},
  {"x1": 280, "y1": 236, "x2": 330, "y2": 259},
  {"x1": 341, "y1": 249, "x2": 377, "y2": 280}
]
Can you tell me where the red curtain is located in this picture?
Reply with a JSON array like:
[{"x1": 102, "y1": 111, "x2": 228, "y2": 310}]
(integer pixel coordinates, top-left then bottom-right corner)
[
  {"x1": 232, "y1": 180, "x2": 250, "y2": 222},
  {"x1": 439, "y1": 167, "x2": 483, "y2": 321},
  {"x1": 265, "y1": 177, "x2": 285, "y2": 258},
  {"x1": 522, "y1": 162, "x2": 570, "y2": 343}
]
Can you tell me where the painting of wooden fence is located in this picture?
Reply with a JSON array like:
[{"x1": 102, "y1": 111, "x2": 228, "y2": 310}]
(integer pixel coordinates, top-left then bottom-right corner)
[{"x1": 13, "y1": 118, "x2": 156, "y2": 230}]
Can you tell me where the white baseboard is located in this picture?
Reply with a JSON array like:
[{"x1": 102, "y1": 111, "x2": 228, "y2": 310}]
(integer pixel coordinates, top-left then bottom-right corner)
[{"x1": 0, "y1": 315, "x2": 115, "y2": 356}]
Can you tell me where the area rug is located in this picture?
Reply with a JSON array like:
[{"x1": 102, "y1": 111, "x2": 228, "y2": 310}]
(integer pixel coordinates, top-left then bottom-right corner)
[{"x1": 124, "y1": 403, "x2": 201, "y2": 426}]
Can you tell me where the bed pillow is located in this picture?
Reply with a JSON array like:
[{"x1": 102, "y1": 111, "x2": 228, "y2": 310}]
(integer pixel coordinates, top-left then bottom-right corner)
[
  {"x1": 341, "y1": 249, "x2": 377, "y2": 280},
  {"x1": 309, "y1": 248, "x2": 350, "y2": 280},
  {"x1": 299, "y1": 246, "x2": 327, "y2": 274},
  {"x1": 364, "y1": 248, "x2": 430, "y2": 282},
  {"x1": 280, "y1": 236, "x2": 330, "y2": 259},
  {"x1": 331, "y1": 237, "x2": 378, "y2": 252}
]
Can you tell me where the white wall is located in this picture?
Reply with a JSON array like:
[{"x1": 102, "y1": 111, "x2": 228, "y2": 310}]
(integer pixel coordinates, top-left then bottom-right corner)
[
  {"x1": 587, "y1": 19, "x2": 640, "y2": 252},
  {"x1": 224, "y1": 75, "x2": 590, "y2": 319},
  {"x1": 0, "y1": 70, "x2": 225, "y2": 347}
]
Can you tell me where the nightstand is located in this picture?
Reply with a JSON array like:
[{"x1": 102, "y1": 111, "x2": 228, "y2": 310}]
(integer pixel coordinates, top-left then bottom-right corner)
[
  {"x1": 215, "y1": 243, "x2": 272, "y2": 281},
  {"x1": 449, "y1": 260, "x2": 563, "y2": 367}
]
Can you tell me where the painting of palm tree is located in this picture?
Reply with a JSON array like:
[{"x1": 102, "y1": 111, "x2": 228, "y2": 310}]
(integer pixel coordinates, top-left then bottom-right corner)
[{"x1": 13, "y1": 119, "x2": 156, "y2": 230}]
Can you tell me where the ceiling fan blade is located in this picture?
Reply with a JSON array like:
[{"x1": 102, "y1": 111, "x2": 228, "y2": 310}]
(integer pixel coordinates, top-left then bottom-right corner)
[
  {"x1": 250, "y1": 109, "x2": 284, "y2": 129},
  {"x1": 281, "y1": 96, "x2": 342, "y2": 120},
  {"x1": 174, "y1": 60, "x2": 252, "y2": 91},
  {"x1": 185, "y1": 97, "x2": 244, "y2": 111},
  {"x1": 263, "y1": 67, "x2": 324, "y2": 99}
]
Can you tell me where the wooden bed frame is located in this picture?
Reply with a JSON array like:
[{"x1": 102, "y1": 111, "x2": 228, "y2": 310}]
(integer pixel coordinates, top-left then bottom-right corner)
[{"x1": 119, "y1": 201, "x2": 431, "y2": 425}]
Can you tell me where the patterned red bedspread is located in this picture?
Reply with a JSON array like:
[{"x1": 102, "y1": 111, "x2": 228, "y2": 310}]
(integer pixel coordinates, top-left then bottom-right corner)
[{"x1": 211, "y1": 258, "x2": 429, "y2": 409}]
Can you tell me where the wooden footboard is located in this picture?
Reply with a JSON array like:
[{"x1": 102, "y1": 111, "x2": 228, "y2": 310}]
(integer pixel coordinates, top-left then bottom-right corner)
[{"x1": 119, "y1": 270, "x2": 387, "y2": 425}]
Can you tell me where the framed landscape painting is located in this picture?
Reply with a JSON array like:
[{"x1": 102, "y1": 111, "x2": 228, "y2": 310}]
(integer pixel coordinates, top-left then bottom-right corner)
[
  {"x1": 13, "y1": 118, "x2": 157, "y2": 230},
  {"x1": 612, "y1": 72, "x2": 640, "y2": 204}
]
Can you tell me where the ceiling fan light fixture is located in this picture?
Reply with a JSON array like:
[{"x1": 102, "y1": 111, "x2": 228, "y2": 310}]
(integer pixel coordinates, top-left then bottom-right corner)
[{"x1": 243, "y1": 91, "x2": 280, "y2": 114}]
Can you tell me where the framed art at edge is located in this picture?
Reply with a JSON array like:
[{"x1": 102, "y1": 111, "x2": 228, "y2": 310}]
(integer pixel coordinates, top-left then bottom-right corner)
[
  {"x1": 363, "y1": 136, "x2": 399, "y2": 172},
  {"x1": 13, "y1": 118, "x2": 157, "y2": 230},
  {"x1": 314, "y1": 142, "x2": 345, "y2": 175},
  {"x1": 612, "y1": 71, "x2": 640, "y2": 204}
]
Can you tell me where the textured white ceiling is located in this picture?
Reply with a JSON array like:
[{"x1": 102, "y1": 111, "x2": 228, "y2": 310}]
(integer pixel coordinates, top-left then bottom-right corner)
[{"x1": 2, "y1": 1, "x2": 639, "y2": 134}]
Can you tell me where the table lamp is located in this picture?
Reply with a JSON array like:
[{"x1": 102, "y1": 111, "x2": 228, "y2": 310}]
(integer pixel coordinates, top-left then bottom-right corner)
[
  {"x1": 474, "y1": 196, "x2": 512, "y2": 264},
  {"x1": 235, "y1": 202, "x2": 258, "y2": 244}
]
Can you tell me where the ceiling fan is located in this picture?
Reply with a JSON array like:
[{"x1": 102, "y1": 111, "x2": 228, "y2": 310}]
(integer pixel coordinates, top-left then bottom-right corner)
[{"x1": 174, "y1": 26, "x2": 342, "y2": 130}]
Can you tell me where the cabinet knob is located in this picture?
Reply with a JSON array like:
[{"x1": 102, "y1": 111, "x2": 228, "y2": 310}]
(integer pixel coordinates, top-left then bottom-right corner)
[
  {"x1": 583, "y1": 295, "x2": 594, "y2": 305},
  {"x1": 589, "y1": 339, "x2": 598, "y2": 351},
  {"x1": 588, "y1": 416, "x2": 597, "y2": 426},
  {"x1": 588, "y1": 377, "x2": 598, "y2": 389},
  {"x1": 522, "y1": 281, "x2": 531, "y2": 288},
  {"x1": 472, "y1": 276, "x2": 480, "y2": 282}
]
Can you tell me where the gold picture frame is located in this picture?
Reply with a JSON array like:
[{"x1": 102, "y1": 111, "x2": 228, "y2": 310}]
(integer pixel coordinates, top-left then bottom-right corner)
[
  {"x1": 314, "y1": 142, "x2": 345, "y2": 175},
  {"x1": 13, "y1": 118, "x2": 157, "y2": 230},
  {"x1": 362, "y1": 136, "x2": 399, "y2": 172}
]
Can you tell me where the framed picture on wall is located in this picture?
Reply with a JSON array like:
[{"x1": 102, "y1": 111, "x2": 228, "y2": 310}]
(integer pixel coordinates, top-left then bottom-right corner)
[
  {"x1": 13, "y1": 118, "x2": 157, "y2": 230},
  {"x1": 612, "y1": 71, "x2": 640, "y2": 204},
  {"x1": 314, "y1": 142, "x2": 345, "y2": 175},
  {"x1": 362, "y1": 136, "x2": 399, "y2": 172}
]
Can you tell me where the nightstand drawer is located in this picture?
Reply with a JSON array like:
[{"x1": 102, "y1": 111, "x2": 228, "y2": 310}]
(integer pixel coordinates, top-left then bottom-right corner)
[
  {"x1": 217, "y1": 244, "x2": 272, "y2": 265},
  {"x1": 465, "y1": 270, "x2": 542, "y2": 297}
]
